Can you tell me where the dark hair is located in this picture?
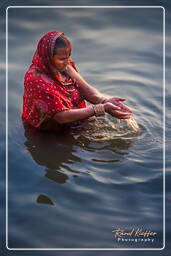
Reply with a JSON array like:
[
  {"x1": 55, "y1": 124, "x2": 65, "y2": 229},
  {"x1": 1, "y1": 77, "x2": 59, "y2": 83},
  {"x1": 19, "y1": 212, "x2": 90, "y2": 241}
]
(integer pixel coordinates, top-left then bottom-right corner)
[{"x1": 53, "y1": 34, "x2": 72, "y2": 55}]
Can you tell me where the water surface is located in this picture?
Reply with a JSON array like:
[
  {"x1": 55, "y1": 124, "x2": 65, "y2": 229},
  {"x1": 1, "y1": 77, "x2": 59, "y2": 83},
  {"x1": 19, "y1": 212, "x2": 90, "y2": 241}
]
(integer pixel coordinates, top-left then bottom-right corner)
[{"x1": 2, "y1": 3, "x2": 169, "y2": 252}]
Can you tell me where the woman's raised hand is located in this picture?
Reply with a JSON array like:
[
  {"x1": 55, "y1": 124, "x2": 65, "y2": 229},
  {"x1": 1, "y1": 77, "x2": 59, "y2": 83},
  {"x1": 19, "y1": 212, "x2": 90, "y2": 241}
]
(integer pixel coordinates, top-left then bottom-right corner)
[{"x1": 104, "y1": 102, "x2": 132, "y2": 119}]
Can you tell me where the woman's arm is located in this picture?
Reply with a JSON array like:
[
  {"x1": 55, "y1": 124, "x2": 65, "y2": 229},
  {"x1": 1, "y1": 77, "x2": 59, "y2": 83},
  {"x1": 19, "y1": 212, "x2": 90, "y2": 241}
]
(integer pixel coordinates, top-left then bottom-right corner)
[
  {"x1": 67, "y1": 65, "x2": 132, "y2": 114},
  {"x1": 53, "y1": 103, "x2": 131, "y2": 125},
  {"x1": 54, "y1": 106, "x2": 94, "y2": 124},
  {"x1": 66, "y1": 65, "x2": 105, "y2": 104}
]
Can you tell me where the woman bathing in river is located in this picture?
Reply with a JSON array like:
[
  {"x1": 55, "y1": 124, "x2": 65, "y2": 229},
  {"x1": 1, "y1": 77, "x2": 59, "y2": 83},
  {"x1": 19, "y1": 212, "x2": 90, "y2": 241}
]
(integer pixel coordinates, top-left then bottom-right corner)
[{"x1": 22, "y1": 30, "x2": 132, "y2": 132}]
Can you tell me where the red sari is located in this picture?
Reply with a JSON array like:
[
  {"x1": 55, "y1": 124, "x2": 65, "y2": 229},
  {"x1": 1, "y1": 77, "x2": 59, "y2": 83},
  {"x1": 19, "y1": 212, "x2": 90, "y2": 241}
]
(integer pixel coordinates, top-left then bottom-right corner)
[{"x1": 22, "y1": 31, "x2": 86, "y2": 131}]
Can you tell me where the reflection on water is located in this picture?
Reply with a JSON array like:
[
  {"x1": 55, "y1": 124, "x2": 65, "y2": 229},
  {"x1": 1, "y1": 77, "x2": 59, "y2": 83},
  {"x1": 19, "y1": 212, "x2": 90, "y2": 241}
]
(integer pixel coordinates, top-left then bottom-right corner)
[
  {"x1": 5, "y1": 5, "x2": 165, "y2": 250},
  {"x1": 23, "y1": 123, "x2": 80, "y2": 185},
  {"x1": 23, "y1": 115, "x2": 140, "y2": 185}
]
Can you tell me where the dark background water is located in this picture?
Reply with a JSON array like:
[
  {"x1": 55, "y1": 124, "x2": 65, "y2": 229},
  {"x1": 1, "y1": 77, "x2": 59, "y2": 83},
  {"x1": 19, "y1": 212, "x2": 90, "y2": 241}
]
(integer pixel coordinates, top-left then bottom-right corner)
[{"x1": 1, "y1": 0, "x2": 171, "y2": 255}]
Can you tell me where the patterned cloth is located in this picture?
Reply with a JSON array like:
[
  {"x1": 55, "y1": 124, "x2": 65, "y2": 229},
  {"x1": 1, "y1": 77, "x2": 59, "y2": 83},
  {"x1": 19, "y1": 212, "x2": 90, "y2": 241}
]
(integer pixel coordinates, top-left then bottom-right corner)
[{"x1": 22, "y1": 30, "x2": 86, "y2": 131}]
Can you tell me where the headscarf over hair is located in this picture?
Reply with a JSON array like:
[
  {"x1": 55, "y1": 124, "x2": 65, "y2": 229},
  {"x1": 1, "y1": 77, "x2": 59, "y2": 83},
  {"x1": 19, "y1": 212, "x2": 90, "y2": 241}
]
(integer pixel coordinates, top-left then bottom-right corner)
[{"x1": 32, "y1": 30, "x2": 65, "y2": 76}]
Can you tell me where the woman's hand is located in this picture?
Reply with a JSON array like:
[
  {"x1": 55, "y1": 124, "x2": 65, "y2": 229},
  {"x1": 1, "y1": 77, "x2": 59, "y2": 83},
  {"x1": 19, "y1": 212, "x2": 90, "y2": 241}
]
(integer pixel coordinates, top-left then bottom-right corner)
[
  {"x1": 103, "y1": 97, "x2": 132, "y2": 114},
  {"x1": 104, "y1": 102, "x2": 132, "y2": 119}
]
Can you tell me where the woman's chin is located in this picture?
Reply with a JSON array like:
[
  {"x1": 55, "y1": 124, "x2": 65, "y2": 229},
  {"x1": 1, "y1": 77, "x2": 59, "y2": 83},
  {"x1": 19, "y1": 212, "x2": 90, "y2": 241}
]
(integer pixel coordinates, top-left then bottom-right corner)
[{"x1": 58, "y1": 67, "x2": 66, "y2": 72}]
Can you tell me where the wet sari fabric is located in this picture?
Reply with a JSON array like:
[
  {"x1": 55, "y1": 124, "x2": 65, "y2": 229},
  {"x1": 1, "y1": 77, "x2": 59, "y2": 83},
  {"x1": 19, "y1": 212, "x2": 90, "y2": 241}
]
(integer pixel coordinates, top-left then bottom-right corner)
[{"x1": 22, "y1": 31, "x2": 86, "y2": 131}]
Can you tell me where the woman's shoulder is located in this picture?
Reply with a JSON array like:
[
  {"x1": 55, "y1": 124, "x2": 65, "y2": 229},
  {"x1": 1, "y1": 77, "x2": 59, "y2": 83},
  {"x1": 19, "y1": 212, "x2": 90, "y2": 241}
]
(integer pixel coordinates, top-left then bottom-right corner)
[{"x1": 25, "y1": 65, "x2": 54, "y2": 85}]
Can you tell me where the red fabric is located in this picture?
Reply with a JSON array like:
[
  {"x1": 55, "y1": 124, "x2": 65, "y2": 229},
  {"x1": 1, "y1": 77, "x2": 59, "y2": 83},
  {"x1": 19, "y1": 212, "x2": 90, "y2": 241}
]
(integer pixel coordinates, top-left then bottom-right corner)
[{"x1": 22, "y1": 31, "x2": 86, "y2": 131}]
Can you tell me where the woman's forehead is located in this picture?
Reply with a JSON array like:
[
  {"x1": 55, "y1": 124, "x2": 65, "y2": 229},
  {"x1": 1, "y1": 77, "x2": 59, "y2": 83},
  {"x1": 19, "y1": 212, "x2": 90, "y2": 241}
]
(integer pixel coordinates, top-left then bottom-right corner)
[{"x1": 55, "y1": 46, "x2": 72, "y2": 57}]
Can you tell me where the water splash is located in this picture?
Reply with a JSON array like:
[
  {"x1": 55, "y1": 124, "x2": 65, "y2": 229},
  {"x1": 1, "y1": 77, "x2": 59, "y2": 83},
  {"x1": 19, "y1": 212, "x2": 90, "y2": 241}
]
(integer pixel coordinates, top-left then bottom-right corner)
[
  {"x1": 75, "y1": 115, "x2": 141, "y2": 142},
  {"x1": 113, "y1": 117, "x2": 139, "y2": 133}
]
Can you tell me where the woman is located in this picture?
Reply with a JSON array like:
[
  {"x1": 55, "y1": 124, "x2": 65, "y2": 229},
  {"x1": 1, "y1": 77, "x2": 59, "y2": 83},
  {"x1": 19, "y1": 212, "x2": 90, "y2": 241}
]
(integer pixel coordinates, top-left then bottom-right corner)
[{"x1": 22, "y1": 30, "x2": 132, "y2": 131}]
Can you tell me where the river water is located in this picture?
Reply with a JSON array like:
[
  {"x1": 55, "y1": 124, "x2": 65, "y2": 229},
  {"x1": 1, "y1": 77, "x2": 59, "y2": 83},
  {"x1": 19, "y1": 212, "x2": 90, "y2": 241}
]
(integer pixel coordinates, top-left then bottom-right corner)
[{"x1": 1, "y1": 1, "x2": 171, "y2": 255}]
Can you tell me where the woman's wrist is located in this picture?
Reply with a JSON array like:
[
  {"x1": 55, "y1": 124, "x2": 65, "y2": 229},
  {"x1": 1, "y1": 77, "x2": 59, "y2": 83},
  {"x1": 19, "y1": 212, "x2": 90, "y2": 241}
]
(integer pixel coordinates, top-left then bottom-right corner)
[
  {"x1": 92, "y1": 104, "x2": 105, "y2": 116},
  {"x1": 92, "y1": 102, "x2": 111, "y2": 116},
  {"x1": 104, "y1": 102, "x2": 112, "y2": 113},
  {"x1": 96, "y1": 96, "x2": 107, "y2": 104}
]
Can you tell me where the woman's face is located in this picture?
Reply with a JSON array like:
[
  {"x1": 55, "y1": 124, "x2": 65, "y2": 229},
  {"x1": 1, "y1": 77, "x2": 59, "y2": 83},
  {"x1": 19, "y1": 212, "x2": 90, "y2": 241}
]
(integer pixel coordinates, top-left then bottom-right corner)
[{"x1": 52, "y1": 46, "x2": 72, "y2": 72}]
